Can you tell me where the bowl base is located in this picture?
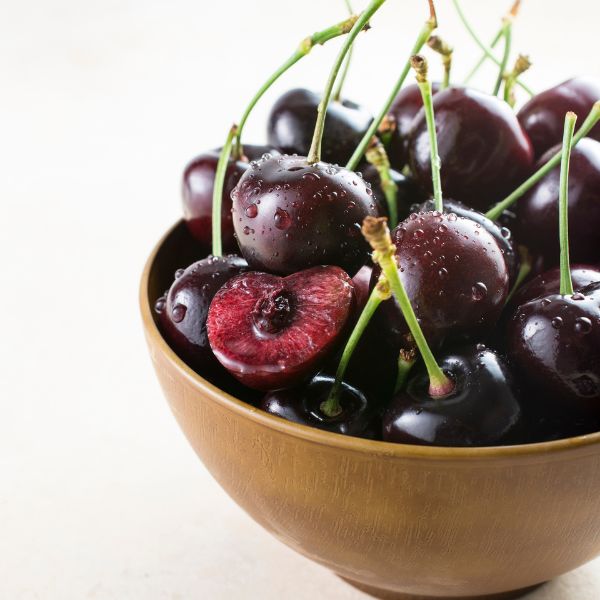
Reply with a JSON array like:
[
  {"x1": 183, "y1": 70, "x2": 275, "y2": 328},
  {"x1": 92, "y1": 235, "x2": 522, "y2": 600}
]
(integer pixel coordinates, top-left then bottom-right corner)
[{"x1": 339, "y1": 577, "x2": 546, "y2": 600}]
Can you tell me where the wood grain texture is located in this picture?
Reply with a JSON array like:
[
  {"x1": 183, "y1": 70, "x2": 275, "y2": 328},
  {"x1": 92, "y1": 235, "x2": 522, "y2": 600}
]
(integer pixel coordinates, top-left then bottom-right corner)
[{"x1": 140, "y1": 222, "x2": 600, "y2": 600}]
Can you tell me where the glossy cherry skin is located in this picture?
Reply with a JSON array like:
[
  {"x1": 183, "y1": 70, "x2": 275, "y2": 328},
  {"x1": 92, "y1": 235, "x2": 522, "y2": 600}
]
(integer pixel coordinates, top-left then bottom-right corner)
[
  {"x1": 206, "y1": 266, "x2": 354, "y2": 391},
  {"x1": 408, "y1": 87, "x2": 534, "y2": 210},
  {"x1": 182, "y1": 145, "x2": 278, "y2": 254},
  {"x1": 515, "y1": 138, "x2": 600, "y2": 266},
  {"x1": 508, "y1": 282, "x2": 600, "y2": 414},
  {"x1": 267, "y1": 88, "x2": 373, "y2": 165},
  {"x1": 261, "y1": 374, "x2": 378, "y2": 438},
  {"x1": 231, "y1": 154, "x2": 379, "y2": 276},
  {"x1": 154, "y1": 255, "x2": 249, "y2": 388},
  {"x1": 517, "y1": 77, "x2": 600, "y2": 158},
  {"x1": 382, "y1": 345, "x2": 523, "y2": 447},
  {"x1": 387, "y1": 82, "x2": 441, "y2": 170},
  {"x1": 373, "y1": 211, "x2": 510, "y2": 350},
  {"x1": 351, "y1": 264, "x2": 373, "y2": 315}
]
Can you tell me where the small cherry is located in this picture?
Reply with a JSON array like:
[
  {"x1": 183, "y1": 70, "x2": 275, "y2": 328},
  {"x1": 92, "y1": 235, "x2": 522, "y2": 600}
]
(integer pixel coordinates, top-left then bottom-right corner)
[
  {"x1": 508, "y1": 113, "x2": 600, "y2": 415},
  {"x1": 518, "y1": 77, "x2": 600, "y2": 157},
  {"x1": 206, "y1": 266, "x2": 355, "y2": 391}
]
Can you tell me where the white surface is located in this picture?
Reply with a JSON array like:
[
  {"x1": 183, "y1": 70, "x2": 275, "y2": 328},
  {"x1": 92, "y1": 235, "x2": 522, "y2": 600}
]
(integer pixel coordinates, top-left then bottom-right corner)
[{"x1": 1, "y1": 0, "x2": 600, "y2": 598}]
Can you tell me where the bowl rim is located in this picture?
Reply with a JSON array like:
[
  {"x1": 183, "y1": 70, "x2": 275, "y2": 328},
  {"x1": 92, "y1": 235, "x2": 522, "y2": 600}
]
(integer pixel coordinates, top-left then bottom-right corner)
[{"x1": 140, "y1": 219, "x2": 600, "y2": 460}]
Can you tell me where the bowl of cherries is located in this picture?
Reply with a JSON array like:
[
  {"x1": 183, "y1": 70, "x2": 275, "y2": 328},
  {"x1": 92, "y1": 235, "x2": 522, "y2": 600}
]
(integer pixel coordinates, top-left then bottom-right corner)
[{"x1": 140, "y1": 1, "x2": 600, "y2": 598}]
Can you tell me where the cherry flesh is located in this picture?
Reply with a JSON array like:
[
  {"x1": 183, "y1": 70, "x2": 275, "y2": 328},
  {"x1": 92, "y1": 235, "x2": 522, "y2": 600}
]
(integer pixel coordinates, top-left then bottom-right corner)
[
  {"x1": 383, "y1": 344, "x2": 522, "y2": 447},
  {"x1": 408, "y1": 87, "x2": 533, "y2": 210},
  {"x1": 507, "y1": 282, "x2": 600, "y2": 414},
  {"x1": 515, "y1": 138, "x2": 600, "y2": 266},
  {"x1": 387, "y1": 82, "x2": 441, "y2": 170},
  {"x1": 517, "y1": 77, "x2": 600, "y2": 158},
  {"x1": 154, "y1": 255, "x2": 249, "y2": 388},
  {"x1": 182, "y1": 145, "x2": 278, "y2": 254},
  {"x1": 267, "y1": 88, "x2": 373, "y2": 165},
  {"x1": 261, "y1": 374, "x2": 377, "y2": 438},
  {"x1": 231, "y1": 154, "x2": 379, "y2": 276},
  {"x1": 206, "y1": 266, "x2": 354, "y2": 391}
]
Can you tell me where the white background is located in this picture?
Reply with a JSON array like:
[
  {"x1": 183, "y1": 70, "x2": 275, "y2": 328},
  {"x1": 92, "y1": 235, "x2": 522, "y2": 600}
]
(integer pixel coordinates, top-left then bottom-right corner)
[{"x1": 2, "y1": 0, "x2": 600, "y2": 598}]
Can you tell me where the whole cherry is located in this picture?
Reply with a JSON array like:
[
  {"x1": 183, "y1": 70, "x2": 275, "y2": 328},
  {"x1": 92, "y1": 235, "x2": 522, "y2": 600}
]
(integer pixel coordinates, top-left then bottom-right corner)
[
  {"x1": 517, "y1": 77, "x2": 600, "y2": 158},
  {"x1": 267, "y1": 88, "x2": 373, "y2": 165},
  {"x1": 182, "y1": 145, "x2": 278, "y2": 254}
]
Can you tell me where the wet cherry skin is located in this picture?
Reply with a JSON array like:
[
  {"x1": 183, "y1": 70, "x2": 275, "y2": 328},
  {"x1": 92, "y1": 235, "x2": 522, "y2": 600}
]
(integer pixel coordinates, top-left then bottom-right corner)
[
  {"x1": 231, "y1": 154, "x2": 379, "y2": 276},
  {"x1": 515, "y1": 138, "x2": 600, "y2": 267},
  {"x1": 408, "y1": 87, "x2": 534, "y2": 210},
  {"x1": 382, "y1": 345, "x2": 523, "y2": 447},
  {"x1": 206, "y1": 266, "x2": 355, "y2": 391},
  {"x1": 261, "y1": 374, "x2": 378, "y2": 438},
  {"x1": 182, "y1": 145, "x2": 278, "y2": 254},
  {"x1": 507, "y1": 282, "x2": 600, "y2": 414},
  {"x1": 517, "y1": 77, "x2": 600, "y2": 158},
  {"x1": 154, "y1": 255, "x2": 249, "y2": 389},
  {"x1": 267, "y1": 88, "x2": 372, "y2": 165}
]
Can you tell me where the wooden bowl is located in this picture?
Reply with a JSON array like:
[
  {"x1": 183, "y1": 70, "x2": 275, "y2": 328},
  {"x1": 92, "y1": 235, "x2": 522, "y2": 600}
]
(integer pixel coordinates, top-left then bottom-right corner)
[{"x1": 140, "y1": 221, "x2": 600, "y2": 600}]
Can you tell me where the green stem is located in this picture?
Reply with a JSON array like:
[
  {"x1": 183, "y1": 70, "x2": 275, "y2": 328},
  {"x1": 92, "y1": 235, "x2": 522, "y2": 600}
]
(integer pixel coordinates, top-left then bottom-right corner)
[
  {"x1": 505, "y1": 245, "x2": 532, "y2": 304},
  {"x1": 492, "y1": 23, "x2": 511, "y2": 97},
  {"x1": 559, "y1": 112, "x2": 577, "y2": 296},
  {"x1": 362, "y1": 217, "x2": 453, "y2": 398},
  {"x1": 464, "y1": 28, "x2": 503, "y2": 84},
  {"x1": 395, "y1": 348, "x2": 416, "y2": 393},
  {"x1": 308, "y1": 0, "x2": 386, "y2": 165},
  {"x1": 427, "y1": 35, "x2": 453, "y2": 90},
  {"x1": 346, "y1": 2, "x2": 437, "y2": 171},
  {"x1": 211, "y1": 124, "x2": 238, "y2": 257},
  {"x1": 232, "y1": 14, "x2": 360, "y2": 159},
  {"x1": 333, "y1": 0, "x2": 355, "y2": 102},
  {"x1": 485, "y1": 101, "x2": 600, "y2": 222},
  {"x1": 452, "y1": 0, "x2": 533, "y2": 96},
  {"x1": 365, "y1": 139, "x2": 398, "y2": 227}
]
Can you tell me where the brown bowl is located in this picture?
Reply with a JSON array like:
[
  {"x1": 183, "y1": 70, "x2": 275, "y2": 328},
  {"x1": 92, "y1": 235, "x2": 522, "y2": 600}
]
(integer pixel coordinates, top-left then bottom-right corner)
[{"x1": 140, "y1": 221, "x2": 600, "y2": 600}]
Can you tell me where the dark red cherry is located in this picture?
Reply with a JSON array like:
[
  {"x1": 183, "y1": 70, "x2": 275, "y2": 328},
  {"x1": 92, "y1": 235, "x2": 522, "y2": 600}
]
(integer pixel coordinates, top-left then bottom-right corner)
[
  {"x1": 383, "y1": 344, "x2": 523, "y2": 447},
  {"x1": 206, "y1": 266, "x2": 354, "y2": 391},
  {"x1": 267, "y1": 88, "x2": 373, "y2": 165},
  {"x1": 517, "y1": 77, "x2": 600, "y2": 158},
  {"x1": 182, "y1": 145, "x2": 279, "y2": 254},
  {"x1": 231, "y1": 154, "x2": 379, "y2": 276},
  {"x1": 515, "y1": 138, "x2": 600, "y2": 266},
  {"x1": 351, "y1": 264, "x2": 373, "y2": 315},
  {"x1": 387, "y1": 82, "x2": 441, "y2": 170},
  {"x1": 261, "y1": 374, "x2": 377, "y2": 438},
  {"x1": 154, "y1": 255, "x2": 249, "y2": 388},
  {"x1": 373, "y1": 211, "x2": 510, "y2": 350},
  {"x1": 408, "y1": 87, "x2": 533, "y2": 210},
  {"x1": 508, "y1": 282, "x2": 600, "y2": 414}
]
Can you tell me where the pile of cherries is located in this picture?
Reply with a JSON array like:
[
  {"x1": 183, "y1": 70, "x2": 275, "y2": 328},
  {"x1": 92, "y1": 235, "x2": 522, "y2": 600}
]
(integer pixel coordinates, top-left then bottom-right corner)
[{"x1": 154, "y1": 0, "x2": 600, "y2": 447}]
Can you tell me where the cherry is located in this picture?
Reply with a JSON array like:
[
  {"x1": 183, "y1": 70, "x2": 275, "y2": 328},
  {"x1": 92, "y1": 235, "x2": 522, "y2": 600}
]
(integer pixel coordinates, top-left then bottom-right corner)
[
  {"x1": 231, "y1": 154, "x2": 379, "y2": 276},
  {"x1": 206, "y1": 266, "x2": 354, "y2": 391},
  {"x1": 408, "y1": 87, "x2": 533, "y2": 210},
  {"x1": 382, "y1": 344, "x2": 523, "y2": 446},
  {"x1": 386, "y1": 82, "x2": 441, "y2": 170},
  {"x1": 182, "y1": 145, "x2": 278, "y2": 254},
  {"x1": 515, "y1": 138, "x2": 600, "y2": 266},
  {"x1": 154, "y1": 255, "x2": 249, "y2": 388},
  {"x1": 517, "y1": 77, "x2": 600, "y2": 158},
  {"x1": 261, "y1": 374, "x2": 377, "y2": 438},
  {"x1": 508, "y1": 282, "x2": 600, "y2": 414},
  {"x1": 267, "y1": 88, "x2": 373, "y2": 165},
  {"x1": 351, "y1": 264, "x2": 373, "y2": 315}
]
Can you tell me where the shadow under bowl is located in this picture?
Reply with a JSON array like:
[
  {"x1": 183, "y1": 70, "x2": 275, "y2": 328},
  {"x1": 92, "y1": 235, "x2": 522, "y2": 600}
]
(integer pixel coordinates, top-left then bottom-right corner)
[{"x1": 140, "y1": 221, "x2": 600, "y2": 600}]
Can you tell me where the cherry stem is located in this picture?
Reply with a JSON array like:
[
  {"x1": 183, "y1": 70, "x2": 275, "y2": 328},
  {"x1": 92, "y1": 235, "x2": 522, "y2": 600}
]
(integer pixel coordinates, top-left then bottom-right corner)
[
  {"x1": 211, "y1": 124, "x2": 238, "y2": 257},
  {"x1": 321, "y1": 276, "x2": 390, "y2": 417},
  {"x1": 346, "y1": 0, "x2": 438, "y2": 171},
  {"x1": 464, "y1": 28, "x2": 503, "y2": 84},
  {"x1": 233, "y1": 14, "x2": 360, "y2": 159},
  {"x1": 427, "y1": 35, "x2": 453, "y2": 90},
  {"x1": 559, "y1": 112, "x2": 577, "y2": 296},
  {"x1": 492, "y1": 22, "x2": 511, "y2": 97},
  {"x1": 332, "y1": 0, "x2": 355, "y2": 102},
  {"x1": 308, "y1": 0, "x2": 386, "y2": 165},
  {"x1": 505, "y1": 245, "x2": 532, "y2": 304},
  {"x1": 503, "y1": 54, "x2": 532, "y2": 107},
  {"x1": 366, "y1": 137, "x2": 399, "y2": 227},
  {"x1": 411, "y1": 54, "x2": 443, "y2": 212},
  {"x1": 452, "y1": 0, "x2": 533, "y2": 96},
  {"x1": 485, "y1": 101, "x2": 600, "y2": 222},
  {"x1": 395, "y1": 347, "x2": 416, "y2": 393},
  {"x1": 362, "y1": 217, "x2": 454, "y2": 398}
]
